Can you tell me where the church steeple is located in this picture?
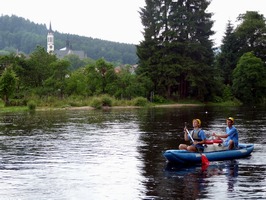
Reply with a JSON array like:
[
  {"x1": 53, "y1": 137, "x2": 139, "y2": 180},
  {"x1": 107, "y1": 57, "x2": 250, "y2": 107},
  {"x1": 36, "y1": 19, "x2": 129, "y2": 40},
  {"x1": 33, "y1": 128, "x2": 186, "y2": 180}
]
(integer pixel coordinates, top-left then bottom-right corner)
[{"x1": 47, "y1": 21, "x2": 54, "y2": 54}]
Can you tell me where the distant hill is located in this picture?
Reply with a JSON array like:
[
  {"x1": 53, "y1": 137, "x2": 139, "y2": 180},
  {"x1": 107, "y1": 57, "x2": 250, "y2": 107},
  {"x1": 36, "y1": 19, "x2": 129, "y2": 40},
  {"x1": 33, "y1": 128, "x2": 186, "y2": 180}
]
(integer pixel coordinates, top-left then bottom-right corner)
[{"x1": 0, "y1": 15, "x2": 138, "y2": 65}]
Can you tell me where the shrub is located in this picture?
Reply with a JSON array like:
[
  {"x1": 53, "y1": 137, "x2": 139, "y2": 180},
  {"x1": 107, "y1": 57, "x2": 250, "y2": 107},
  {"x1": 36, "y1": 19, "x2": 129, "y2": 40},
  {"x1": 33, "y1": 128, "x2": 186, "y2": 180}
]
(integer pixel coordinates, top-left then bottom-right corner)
[
  {"x1": 153, "y1": 95, "x2": 166, "y2": 103},
  {"x1": 27, "y1": 100, "x2": 36, "y2": 111},
  {"x1": 133, "y1": 97, "x2": 148, "y2": 106},
  {"x1": 101, "y1": 95, "x2": 113, "y2": 107},
  {"x1": 90, "y1": 98, "x2": 102, "y2": 109}
]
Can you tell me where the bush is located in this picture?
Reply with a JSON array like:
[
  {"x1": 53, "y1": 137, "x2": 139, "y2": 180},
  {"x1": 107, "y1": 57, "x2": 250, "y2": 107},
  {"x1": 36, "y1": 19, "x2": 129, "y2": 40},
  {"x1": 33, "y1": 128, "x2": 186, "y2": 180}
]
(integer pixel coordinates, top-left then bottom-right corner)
[
  {"x1": 27, "y1": 100, "x2": 36, "y2": 111},
  {"x1": 133, "y1": 97, "x2": 148, "y2": 106},
  {"x1": 7, "y1": 99, "x2": 27, "y2": 106},
  {"x1": 90, "y1": 98, "x2": 102, "y2": 109},
  {"x1": 223, "y1": 85, "x2": 233, "y2": 101},
  {"x1": 101, "y1": 95, "x2": 113, "y2": 107},
  {"x1": 153, "y1": 95, "x2": 166, "y2": 103}
]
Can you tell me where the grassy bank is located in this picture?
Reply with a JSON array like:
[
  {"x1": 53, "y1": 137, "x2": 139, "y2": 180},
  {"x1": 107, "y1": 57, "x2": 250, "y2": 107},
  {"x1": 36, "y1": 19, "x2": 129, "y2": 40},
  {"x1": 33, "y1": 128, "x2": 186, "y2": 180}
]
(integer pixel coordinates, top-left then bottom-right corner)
[
  {"x1": 0, "y1": 102, "x2": 29, "y2": 113},
  {"x1": 0, "y1": 95, "x2": 241, "y2": 113}
]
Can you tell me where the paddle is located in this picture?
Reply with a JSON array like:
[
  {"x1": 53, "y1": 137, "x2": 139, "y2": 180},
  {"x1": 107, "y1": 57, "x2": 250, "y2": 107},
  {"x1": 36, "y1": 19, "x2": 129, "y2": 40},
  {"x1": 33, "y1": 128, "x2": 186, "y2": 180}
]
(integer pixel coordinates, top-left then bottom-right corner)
[{"x1": 184, "y1": 126, "x2": 210, "y2": 168}]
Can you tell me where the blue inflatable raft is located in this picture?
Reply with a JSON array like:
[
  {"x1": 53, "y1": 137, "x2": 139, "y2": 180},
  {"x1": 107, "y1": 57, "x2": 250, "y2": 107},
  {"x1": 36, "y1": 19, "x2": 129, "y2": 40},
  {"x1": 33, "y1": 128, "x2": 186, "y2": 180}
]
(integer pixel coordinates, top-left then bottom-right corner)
[{"x1": 163, "y1": 143, "x2": 254, "y2": 164}]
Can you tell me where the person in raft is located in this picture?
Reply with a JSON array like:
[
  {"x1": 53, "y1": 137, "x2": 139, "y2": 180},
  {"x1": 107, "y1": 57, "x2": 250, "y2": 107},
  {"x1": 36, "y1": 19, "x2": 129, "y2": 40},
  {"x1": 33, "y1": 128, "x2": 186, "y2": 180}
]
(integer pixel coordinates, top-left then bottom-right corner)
[
  {"x1": 179, "y1": 119, "x2": 207, "y2": 152},
  {"x1": 212, "y1": 117, "x2": 239, "y2": 150}
]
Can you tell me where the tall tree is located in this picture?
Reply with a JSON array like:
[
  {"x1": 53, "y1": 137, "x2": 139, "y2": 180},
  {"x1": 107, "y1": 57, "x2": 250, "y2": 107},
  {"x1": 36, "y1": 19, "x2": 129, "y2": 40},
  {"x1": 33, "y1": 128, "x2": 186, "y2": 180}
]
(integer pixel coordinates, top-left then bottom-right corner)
[
  {"x1": 215, "y1": 21, "x2": 240, "y2": 86},
  {"x1": 137, "y1": 0, "x2": 163, "y2": 96},
  {"x1": 137, "y1": 0, "x2": 215, "y2": 100},
  {"x1": 235, "y1": 11, "x2": 266, "y2": 63}
]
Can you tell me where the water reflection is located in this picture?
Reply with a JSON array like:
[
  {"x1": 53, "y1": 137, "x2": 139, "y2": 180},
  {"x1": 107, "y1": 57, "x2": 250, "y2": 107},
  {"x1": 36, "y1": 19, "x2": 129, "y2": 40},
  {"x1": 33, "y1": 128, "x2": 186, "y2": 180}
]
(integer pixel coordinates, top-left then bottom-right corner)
[{"x1": 163, "y1": 160, "x2": 239, "y2": 199}]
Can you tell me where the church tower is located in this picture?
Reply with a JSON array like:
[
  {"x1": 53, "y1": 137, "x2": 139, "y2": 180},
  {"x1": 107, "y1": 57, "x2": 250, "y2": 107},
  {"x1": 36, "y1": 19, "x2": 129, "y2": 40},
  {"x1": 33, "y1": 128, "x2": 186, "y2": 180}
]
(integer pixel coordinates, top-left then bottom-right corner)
[{"x1": 47, "y1": 22, "x2": 54, "y2": 53}]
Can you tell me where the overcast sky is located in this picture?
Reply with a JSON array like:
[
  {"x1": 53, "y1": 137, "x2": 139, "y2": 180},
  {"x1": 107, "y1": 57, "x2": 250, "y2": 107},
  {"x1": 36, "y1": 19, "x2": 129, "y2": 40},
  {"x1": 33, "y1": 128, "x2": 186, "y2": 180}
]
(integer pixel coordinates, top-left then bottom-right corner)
[{"x1": 0, "y1": 0, "x2": 266, "y2": 46}]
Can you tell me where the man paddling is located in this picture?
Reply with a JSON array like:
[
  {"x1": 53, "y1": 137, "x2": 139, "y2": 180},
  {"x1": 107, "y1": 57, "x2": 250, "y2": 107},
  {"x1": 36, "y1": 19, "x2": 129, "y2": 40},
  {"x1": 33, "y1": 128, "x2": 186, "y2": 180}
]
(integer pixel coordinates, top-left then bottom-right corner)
[
  {"x1": 212, "y1": 117, "x2": 239, "y2": 150},
  {"x1": 179, "y1": 119, "x2": 207, "y2": 152}
]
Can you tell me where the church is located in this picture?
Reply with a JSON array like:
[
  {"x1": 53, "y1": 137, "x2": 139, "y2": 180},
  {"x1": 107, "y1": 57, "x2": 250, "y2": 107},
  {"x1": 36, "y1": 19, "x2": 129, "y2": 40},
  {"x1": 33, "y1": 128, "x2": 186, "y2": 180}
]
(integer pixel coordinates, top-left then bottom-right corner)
[{"x1": 47, "y1": 23, "x2": 87, "y2": 59}]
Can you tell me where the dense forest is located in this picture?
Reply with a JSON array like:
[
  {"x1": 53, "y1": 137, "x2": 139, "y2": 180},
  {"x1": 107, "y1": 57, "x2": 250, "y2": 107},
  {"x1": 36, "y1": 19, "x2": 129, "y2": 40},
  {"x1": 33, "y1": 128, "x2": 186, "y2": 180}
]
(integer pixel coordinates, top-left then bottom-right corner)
[
  {"x1": 0, "y1": 15, "x2": 138, "y2": 65},
  {"x1": 0, "y1": 1, "x2": 266, "y2": 107}
]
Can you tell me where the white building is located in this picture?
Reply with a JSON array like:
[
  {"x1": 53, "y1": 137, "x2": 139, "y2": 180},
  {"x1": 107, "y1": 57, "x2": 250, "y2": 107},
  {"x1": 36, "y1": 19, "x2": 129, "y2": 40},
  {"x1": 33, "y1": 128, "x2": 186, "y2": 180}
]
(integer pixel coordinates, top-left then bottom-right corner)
[{"x1": 47, "y1": 23, "x2": 87, "y2": 59}]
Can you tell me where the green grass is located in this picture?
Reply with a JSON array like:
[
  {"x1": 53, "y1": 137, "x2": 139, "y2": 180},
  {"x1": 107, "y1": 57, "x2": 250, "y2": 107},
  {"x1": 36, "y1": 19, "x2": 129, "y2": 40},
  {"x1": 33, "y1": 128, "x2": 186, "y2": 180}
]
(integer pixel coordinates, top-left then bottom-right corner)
[
  {"x1": 0, "y1": 100, "x2": 29, "y2": 113},
  {"x1": 0, "y1": 96, "x2": 243, "y2": 113},
  {"x1": 0, "y1": 105, "x2": 29, "y2": 113}
]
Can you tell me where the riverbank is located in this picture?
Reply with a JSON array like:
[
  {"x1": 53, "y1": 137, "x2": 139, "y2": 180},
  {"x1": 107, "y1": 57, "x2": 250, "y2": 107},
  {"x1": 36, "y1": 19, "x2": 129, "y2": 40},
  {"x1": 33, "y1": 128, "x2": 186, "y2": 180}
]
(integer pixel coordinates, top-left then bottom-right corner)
[
  {"x1": 36, "y1": 103, "x2": 203, "y2": 111},
  {"x1": 0, "y1": 98, "x2": 240, "y2": 113},
  {"x1": 0, "y1": 103, "x2": 203, "y2": 113}
]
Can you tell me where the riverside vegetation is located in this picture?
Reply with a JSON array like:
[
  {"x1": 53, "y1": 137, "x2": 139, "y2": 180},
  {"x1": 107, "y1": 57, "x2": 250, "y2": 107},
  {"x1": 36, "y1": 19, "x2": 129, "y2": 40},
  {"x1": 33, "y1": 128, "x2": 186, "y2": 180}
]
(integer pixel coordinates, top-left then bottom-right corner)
[{"x1": 1, "y1": 6, "x2": 266, "y2": 110}]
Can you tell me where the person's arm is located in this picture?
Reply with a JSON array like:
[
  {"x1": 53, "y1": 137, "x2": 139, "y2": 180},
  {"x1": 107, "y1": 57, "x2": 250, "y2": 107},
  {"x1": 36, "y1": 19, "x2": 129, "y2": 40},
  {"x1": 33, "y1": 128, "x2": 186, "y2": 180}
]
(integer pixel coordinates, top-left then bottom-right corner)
[
  {"x1": 196, "y1": 130, "x2": 207, "y2": 144},
  {"x1": 194, "y1": 139, "x2": 206, "y2": 145},
  {"x1": 212, "y1": 132, "x2": 228, "y2": 139}
]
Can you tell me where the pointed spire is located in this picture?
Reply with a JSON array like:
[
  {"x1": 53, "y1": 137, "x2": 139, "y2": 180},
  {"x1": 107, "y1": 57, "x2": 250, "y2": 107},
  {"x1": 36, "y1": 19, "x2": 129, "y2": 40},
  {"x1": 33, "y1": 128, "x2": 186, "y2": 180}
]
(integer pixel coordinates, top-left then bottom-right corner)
[
  {"x1": 49, "y1": 21, "x2": 53, "y2": 33},
  {"x1": 66, "y1": 34, "x2": 70, "y2": 50}
]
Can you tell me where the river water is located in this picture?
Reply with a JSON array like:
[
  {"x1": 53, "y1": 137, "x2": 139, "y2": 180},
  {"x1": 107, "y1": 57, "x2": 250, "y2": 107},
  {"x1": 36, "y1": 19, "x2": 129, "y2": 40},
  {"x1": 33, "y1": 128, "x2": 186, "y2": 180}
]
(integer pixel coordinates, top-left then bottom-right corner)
[{"x1": 0, "y1": 106, "x2": 265, "y2": 200}]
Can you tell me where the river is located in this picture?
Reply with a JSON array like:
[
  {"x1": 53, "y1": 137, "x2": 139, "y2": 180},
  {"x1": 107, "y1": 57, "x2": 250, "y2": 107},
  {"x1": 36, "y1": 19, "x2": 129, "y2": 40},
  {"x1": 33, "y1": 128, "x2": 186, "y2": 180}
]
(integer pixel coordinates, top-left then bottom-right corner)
[{"x1": 0, "y1": 105, "x2": 265, "y2": 199}]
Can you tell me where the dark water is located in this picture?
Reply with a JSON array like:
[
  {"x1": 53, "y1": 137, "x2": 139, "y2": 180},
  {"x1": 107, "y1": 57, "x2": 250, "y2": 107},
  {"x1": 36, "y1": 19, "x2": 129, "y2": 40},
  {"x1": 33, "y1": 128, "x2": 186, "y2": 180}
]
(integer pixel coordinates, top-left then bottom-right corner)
[{"x1": 0, "y1": 106, "x2": 265, "y2": 200}]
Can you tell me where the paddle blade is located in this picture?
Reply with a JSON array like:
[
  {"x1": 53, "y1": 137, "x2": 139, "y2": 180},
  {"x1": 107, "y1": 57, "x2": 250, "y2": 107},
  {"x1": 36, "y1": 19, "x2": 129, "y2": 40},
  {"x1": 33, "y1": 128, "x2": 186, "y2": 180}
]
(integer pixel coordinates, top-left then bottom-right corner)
[{"x1": 201, "y1": 154, "x2": 210, "y2": 170}]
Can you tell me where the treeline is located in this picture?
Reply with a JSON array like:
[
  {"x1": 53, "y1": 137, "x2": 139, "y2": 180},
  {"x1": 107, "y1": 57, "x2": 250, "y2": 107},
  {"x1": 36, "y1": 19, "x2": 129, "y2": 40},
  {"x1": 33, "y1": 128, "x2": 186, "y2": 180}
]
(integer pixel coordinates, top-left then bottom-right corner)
[
  {"x1": 0, "y1": 47, "x2": 151, "y2": 107},
  {"x1": 0, "y1": 15, "x2": 138, "y2": 65},
  {"x1": 136, "y1": 0, "x2": 266, "y2": 105},
  {"x1": 1, "y1": 1, "x2": 266, "y2": 106}
]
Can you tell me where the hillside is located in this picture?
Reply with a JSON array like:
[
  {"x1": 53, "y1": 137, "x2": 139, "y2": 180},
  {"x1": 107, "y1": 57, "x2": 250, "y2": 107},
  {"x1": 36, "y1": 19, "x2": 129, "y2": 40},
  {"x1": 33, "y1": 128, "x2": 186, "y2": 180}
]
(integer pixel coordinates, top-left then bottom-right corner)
[{"x1": 0, "y1": 15, "x2": 138, "y2": 65}]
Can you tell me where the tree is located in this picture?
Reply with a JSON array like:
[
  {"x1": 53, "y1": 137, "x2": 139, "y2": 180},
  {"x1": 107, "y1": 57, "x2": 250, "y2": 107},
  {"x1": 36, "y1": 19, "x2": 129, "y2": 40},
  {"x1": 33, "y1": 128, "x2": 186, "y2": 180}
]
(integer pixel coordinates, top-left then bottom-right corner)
[
  {"x1": 137, "y1": 0, "x2": 215, "y2": 100},
  {"x1": 215, "y1": 21, "x2": 240, "y2": 86},
  {"x1": 214, "y1": 11, "x2": 266, "y2": 103},
  {"x1": 232, "y1": 52, "x2": 266, "y2": 104},
  {"x1": 65, "y1": 68, "x2": 88, "y2": 96},
  {"x1": 235, "y1": 11, "x2": 266, "y2": 63},
  {"x1": 26, "y1": 46, "x2": 57, "y2": 88},
  {"x1": 0, "y1": 67, "x2": 18, "y2": 105},
  {"x1": 44, "y1": 60, "x2": 70, "y2": 98},
  {"x1": 85, "y1": 58, "x2": 117, "y2": 95},
  {"x1": 113, "y1": 65, "x2": 149, "y2": 99}
]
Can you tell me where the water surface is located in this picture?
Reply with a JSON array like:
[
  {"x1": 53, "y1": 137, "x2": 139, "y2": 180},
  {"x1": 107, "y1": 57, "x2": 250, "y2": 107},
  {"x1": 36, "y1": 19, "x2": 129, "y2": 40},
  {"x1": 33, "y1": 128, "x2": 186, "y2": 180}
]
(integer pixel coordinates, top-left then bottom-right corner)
[{"x1": 0, "y1": 106, "x2": 265, "y2": 199}]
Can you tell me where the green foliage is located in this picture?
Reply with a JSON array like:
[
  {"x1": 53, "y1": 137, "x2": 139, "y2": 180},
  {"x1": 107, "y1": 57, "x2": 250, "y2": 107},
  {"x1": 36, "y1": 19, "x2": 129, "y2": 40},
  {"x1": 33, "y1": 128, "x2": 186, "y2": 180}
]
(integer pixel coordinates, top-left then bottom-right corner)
[
  {"x1": 137, "y1": 0, "x2": 215, "y2": 100},
  {"x1": 1, "y1": 10, "x2": 265, "y2": 107},
  {"x1": 211, "y1": 95, "x2": 224, "y2": 103},
  {"x1": 232, "y1": 52, "x2": 266, "y2": 104},
  {"x1": 223, "y1": 85, "x2": 234, "y2": 101},
  {"x1": 65, "y1": 68, "x2": 88, "y2": 96},
  {"x1": 0, "y1": 67, "x2": 18, "y2": 105},
  {"x1": 90, "y1": 97, "x2": 103, "y2": 109},
  {"x1": 235, "y1": 11, "x2": 266, "y2": 63},
  {"x1": 6, "y1": 99, "x2": 27, "y2": 106},
  {"x1": 132, "y1": 97, "x2": 149, "y2": 107},
  {"x1": 44, "y1": 59, "x2": 70, "y2": 97},
  {"x1": 217, "y1": 11, "x2": 266, "y2": 88},
  {"x1": 26, "y1": 46, "x2": 57, "y2": 88},
  {"x1": 89, "y1": 95, "x2": 113, "y2": 109},
  {"x1": 215, "y1": 21, "x2": 240, "y2": 86},
  {"x1": 153, "y1": 95, "x2": 167, "y2": 104},
  {"x1": 112, "y1": 66, "x2": 151, "y2": 100},
  {"x1": 101, "y1": 95, "x2": 113, "y2": 107},
  {"x1": 27, "y1": 100, "x2": 36, "y2": 111}
]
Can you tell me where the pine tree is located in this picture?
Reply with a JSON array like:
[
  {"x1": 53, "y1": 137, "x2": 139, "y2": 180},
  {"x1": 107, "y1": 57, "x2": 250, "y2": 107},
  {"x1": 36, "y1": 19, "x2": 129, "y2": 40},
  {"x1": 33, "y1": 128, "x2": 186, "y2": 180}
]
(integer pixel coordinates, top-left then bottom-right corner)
[
  {"x1": 137, "y1": 0, "x2": 215, "y2": 100},
  {"x1": 215, "y1": 21, "x2": 239, "y2": 86}
]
